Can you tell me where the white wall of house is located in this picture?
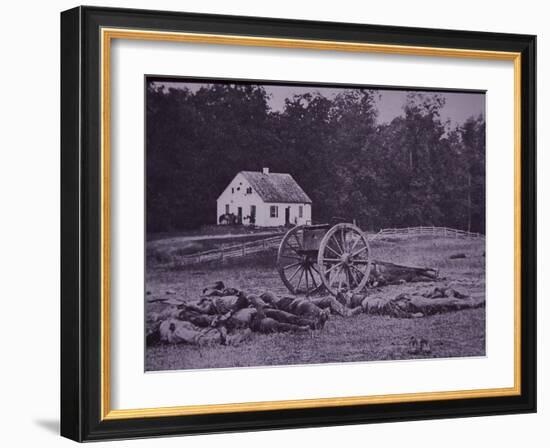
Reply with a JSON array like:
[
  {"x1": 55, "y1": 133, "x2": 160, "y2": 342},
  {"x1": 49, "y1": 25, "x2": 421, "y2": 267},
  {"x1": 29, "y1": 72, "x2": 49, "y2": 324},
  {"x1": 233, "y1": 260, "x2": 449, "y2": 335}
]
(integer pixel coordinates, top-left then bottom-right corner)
[
  {"x1": 259, "y1": 202, "x2": 311, "y2": 227},
  {"x1": 216, "y1": 173, "x2": 312, "y2": 227}
]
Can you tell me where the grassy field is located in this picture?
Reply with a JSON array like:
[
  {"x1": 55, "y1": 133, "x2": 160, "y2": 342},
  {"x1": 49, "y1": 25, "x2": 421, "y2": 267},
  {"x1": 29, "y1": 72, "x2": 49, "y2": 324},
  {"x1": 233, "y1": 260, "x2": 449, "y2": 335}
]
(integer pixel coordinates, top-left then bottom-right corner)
[{"x1": 145, "y1": 235, "x2": 486, "y2": 371}]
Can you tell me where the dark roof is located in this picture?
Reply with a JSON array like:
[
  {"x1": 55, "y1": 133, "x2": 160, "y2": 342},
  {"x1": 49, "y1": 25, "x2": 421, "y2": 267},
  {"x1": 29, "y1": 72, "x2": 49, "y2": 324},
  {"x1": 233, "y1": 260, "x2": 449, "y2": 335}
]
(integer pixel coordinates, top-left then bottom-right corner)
[{"x1": 239, "y1": 171, "x2": 312, "y2": 204}]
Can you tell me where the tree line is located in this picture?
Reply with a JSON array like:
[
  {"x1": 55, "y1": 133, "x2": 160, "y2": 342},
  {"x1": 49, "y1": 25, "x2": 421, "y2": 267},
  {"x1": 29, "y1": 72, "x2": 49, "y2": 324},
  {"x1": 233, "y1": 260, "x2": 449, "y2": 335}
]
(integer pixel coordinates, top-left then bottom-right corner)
[{"x1": 146, "y1": 82, "x2": 485, "y2": 233}]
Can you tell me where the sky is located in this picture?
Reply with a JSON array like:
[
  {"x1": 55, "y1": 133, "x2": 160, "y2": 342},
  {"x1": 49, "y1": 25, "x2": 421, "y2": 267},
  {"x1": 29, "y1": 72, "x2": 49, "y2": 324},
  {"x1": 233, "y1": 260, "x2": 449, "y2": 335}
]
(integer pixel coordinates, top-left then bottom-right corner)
[{"x1": 154, "y1": 80, "x2": 485, "y2": 129}]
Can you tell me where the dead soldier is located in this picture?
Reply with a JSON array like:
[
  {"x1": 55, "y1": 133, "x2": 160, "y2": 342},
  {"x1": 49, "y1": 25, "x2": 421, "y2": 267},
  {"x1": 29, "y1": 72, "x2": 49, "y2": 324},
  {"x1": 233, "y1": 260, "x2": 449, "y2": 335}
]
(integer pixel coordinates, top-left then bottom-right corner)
[{"x1": 210, "y1": 294, "x2": 313, "y2": 333}]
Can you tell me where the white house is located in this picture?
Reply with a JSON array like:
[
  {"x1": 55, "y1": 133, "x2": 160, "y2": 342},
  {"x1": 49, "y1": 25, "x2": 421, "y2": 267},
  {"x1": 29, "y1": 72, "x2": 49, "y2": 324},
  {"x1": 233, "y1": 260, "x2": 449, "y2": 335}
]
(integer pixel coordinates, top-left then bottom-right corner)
[{"x1": 216, "y1": 168, "x2": 312, "y2": 227}]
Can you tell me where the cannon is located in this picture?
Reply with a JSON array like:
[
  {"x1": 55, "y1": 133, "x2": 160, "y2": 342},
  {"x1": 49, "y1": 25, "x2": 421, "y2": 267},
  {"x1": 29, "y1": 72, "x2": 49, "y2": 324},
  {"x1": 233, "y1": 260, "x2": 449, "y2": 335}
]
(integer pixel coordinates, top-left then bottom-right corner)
[{"x1": 276, "y1": 223, "x2": 372, "y2": 296}]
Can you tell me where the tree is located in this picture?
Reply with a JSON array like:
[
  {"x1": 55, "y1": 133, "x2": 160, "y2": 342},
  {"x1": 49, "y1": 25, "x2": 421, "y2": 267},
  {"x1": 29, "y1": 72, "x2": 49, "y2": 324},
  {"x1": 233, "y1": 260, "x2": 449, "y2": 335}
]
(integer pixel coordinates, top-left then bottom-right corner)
[
  {"x1": 146, "y1": 82, "x2": 486, "y2": 234},
  {"x1": 460, "y1": 115, "x2": 486, "y2": 233},
  {"x1": 146, "y1": 83, "x2": 276, "y2": 231}
]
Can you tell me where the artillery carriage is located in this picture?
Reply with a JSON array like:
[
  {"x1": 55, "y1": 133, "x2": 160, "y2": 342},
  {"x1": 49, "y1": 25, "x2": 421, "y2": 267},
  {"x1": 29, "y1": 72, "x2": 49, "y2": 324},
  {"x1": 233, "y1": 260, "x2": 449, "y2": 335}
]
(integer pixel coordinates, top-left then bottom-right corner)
[{"x1": 276, "y1": 222, "x2": 372, "y2": 296}]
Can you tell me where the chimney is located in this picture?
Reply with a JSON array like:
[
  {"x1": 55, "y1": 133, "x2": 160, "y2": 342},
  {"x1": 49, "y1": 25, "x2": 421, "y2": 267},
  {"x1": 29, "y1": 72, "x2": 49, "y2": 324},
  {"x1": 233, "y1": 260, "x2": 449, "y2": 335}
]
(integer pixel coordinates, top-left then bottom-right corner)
[{"x1": 262, "y1": 167, "x2": 270, "y2": 174}]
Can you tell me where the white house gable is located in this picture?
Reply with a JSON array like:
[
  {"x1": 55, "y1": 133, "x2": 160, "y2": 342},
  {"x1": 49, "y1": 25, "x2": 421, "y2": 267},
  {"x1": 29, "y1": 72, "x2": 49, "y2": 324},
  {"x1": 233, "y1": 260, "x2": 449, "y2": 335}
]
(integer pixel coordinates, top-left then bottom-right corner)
[{"x1": 217, "y1": 173, "x2": 264, "y2": 225}]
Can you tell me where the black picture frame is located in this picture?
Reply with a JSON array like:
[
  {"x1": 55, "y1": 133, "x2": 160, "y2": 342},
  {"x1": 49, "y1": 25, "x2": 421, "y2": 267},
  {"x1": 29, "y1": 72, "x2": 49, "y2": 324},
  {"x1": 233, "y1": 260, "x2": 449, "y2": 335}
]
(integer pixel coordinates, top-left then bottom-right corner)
[{"x1": 61, "y1": 5, "x2": 536, "y2": 442}]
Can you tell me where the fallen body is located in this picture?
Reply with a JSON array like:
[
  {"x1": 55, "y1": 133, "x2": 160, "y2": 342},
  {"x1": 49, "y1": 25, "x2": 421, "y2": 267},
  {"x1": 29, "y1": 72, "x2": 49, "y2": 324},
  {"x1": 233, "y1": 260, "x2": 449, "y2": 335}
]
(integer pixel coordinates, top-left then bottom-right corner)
[
  {"x1": 148, "y1": 289, "x2": 332, "y2": 346},
  {"x1": 148, "y1": 282, "x2": 484, "y2": 347}
]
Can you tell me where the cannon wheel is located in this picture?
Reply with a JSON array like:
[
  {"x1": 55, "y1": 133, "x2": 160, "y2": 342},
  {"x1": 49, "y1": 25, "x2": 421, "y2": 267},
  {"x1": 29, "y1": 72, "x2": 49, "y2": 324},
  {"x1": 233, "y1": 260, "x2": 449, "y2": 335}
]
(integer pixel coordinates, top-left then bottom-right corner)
[
  {"x1": 317, "y1": 223, "x2": 371, "y2": 296},
  {"x1": 277, "y1": 225, "x2": 323, "y2": 295}
]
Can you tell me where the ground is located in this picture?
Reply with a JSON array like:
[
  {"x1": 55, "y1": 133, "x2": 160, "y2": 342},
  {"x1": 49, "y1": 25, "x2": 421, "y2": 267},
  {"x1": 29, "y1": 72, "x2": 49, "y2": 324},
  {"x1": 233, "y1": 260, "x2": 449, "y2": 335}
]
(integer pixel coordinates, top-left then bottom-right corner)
[{"x1": 145, "y1": 234, "x2": 486, "y2": 371}]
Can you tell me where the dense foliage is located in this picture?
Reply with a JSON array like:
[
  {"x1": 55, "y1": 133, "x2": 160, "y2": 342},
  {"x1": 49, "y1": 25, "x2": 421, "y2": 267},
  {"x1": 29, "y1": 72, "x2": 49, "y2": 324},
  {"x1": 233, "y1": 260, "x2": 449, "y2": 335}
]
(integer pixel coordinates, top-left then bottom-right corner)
[{"x1": 146, "y1": 83, "x2": 485, "y2": 233}]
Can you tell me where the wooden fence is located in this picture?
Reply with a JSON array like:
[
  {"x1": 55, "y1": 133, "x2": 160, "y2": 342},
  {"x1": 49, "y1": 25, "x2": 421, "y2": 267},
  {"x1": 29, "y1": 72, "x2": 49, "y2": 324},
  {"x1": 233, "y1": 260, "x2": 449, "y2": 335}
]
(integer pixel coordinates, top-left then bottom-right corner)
[
  {"x1": 173, "y1": 234, "x2": 283, "y2": 267},
  {"x1": 170, "y1": 226, "x2": 483, "y2": 267},
  {"x1": 371, "y1": 226, "x2": 485, "y2": 241}
]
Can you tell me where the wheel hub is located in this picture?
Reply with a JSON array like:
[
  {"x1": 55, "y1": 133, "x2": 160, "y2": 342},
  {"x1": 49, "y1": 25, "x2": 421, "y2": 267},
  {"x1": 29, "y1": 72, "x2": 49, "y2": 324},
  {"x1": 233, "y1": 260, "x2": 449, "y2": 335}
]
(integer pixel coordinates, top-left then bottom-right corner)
[{"x1": 341, "y1": 253, "x2": 351, "y2": 265}]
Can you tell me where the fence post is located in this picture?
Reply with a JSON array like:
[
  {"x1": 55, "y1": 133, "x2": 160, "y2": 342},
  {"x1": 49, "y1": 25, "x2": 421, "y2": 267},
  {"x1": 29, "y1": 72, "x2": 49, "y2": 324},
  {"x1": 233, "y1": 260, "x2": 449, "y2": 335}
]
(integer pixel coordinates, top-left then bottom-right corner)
[
  {"x1": 242, "y1": 243, "x2": 245, "y2": 256},
  {"x1": 220, "y1": 244, "x2": 224, "y2": 263}
]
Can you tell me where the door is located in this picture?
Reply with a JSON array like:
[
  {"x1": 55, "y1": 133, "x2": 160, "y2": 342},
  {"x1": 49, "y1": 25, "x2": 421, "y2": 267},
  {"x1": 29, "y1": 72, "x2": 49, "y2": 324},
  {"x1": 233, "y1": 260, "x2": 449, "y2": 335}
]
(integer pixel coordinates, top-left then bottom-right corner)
[
  {"x1": 285, "y1": 206, "x2": 290, "y2": 225},
  {"x1": 250, "y1": 205, "x2": 256, "y2": 225},
  {"x1": 237, "y1": 207, "x2": 243, "y2": 224}
]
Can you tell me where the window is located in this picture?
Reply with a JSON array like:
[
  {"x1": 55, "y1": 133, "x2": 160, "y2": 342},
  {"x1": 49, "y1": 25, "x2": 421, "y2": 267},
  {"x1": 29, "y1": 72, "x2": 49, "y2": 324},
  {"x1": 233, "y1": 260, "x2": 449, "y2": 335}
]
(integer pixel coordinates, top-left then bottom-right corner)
[
  {"x1": 231, "y1": 188, "x2": 234, "y2": 194},
  {"x1": 299, "y1": 205, "x2": 303, "y2": 218},
  {"x1": 246, "y1": 187, "x2": 252, "y2": 194},
  {"x1": 225, "y1": 204, "x2": 230, "y2": 214},
  {"x1": 270, "y1": 205, "x2": 278, "y2": 218}
]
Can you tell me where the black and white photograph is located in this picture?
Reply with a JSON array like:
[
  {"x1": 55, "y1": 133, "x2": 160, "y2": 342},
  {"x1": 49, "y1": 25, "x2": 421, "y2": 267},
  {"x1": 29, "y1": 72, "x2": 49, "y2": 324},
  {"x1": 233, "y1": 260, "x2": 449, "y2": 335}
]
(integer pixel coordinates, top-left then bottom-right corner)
[{"x1": 145, "y1": 77, "x2": 486, "y2": 371}]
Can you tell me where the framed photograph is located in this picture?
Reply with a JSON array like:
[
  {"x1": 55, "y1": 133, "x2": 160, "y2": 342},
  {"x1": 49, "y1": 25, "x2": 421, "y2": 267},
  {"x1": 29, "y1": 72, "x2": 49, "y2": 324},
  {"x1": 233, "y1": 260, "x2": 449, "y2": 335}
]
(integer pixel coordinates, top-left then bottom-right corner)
[{"x1": 60, "y1": 6, "x2": 536, "y2": 441}]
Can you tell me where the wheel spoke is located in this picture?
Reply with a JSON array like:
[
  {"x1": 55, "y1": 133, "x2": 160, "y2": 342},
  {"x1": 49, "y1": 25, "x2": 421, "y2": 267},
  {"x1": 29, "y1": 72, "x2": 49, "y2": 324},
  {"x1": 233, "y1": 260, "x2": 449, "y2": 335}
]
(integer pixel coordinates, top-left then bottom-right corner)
[
  {"x1": 349, "y1": 266, "x2": 359, "y2": 287},
  {"x1": 287, "y1": 265, "x2": 303, "y2": 283},
  {"x1": 341, "y1": 228, "x2": 348, "y2": 252},
  {"x1": 328, "y1": 265, "x2": 339, "y2": 287},
  {"x1": 349, "y1": 234, "x2": 361, "y2": 252},
  {"x1": 310, "y1": 264, "x2": 323, "y2": 287},
  {"x1": 350, "y1": 239, "x2": 365, "y2": 251},
  {"x1": 286, "y1": 243, "x2": 301, "y2": 255},
  {"x1": 323, "y1": 258, "x2": 341, "y2": 262},
  {"x1": 338, "y1": 268, "x2": 344, "y2": 291},
  {"x1": 310, "y1": 264, "x2": 321, "y2": 276},
  {"x1": 332, "y1": 234, "x2": 344, "y2": 255},
  {"x1": 296, "y1": 267, "x2": 305, "y2": 291},
  {"x1": 325, "y1": 261, "x2": 343, "y2": 275},
  {"x1": 346, "y1": 266, "x2": 353, "y2": 289},
  {"x1": 327, "y1": 267, "x2": 335, "y2": 288},
  {"x1": 352, "y1": 259, "x2": 370, "y2": 265},
  {"x1": 350, "y1": 264, "x2": 367, "y2": 280},
  {"x1": 305, "y1": 268, "x2": 310, "y2": 292},
  {"x1": 325, "y1": 244, "x2": 341, "y2": 257},
  {"x1": 346, "y1": 230, "x2": 352, "y2": 252},
  {"x1": 351, "y1": 245, "x2": 368, "y2": 258},
  {"x1": 292, "y1": 233, "x2": 303, "y2": 250},
  {"x1": 283, "y1": 261, "x2": 302, "y2": 270},
  {"x1": 348, "y1": 267, "x2": 359, "y2": 289},
  {"x1": 308, "y1": 267, "x2": 318, "y2": 288}
]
